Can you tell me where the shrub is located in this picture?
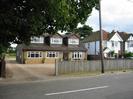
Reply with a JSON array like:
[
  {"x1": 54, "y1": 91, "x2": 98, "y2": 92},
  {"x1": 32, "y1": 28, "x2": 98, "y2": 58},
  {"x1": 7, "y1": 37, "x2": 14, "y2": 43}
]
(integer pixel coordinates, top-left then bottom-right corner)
[{"x1": 124, "y1": 52, "x2": 133, "y2": 58}]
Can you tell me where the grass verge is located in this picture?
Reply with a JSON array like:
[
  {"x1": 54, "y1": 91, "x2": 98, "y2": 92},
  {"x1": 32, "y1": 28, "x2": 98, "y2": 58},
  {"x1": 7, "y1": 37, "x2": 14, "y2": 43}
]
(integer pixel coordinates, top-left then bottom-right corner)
[
  {"x1": 59, "y1": 69, "x2": 133, "y2": 77},
  {"x1": 60, "y1": 71, "x2": 101, "y2": 77}
]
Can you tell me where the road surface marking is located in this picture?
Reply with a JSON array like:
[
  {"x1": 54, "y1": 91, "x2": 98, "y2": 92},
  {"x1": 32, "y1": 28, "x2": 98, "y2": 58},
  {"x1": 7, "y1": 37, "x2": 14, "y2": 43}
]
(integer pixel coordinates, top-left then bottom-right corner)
[{"x1": 45, "y1": 86, "x2": 109, "y2": 96}]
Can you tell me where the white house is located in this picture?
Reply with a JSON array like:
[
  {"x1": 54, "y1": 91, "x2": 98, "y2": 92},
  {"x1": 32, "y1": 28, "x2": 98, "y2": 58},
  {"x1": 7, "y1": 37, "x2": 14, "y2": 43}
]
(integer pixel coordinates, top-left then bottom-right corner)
[
  {"x1": 83, "y1": 30, "x2": 124, "y2": 58},
  {"x1": 125, "y1": 34, "x2": 133, "y2": 53}
]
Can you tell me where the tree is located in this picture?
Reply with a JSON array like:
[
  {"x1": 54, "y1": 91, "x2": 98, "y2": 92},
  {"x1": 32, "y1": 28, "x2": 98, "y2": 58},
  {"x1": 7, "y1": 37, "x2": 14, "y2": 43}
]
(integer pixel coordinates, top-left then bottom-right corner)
[
  {"x1": 0, "y1": 0, "x2": 99, "y2": 57},
  {"x1": 73, "y1": 25, "x2": 93, "y2": 39}
]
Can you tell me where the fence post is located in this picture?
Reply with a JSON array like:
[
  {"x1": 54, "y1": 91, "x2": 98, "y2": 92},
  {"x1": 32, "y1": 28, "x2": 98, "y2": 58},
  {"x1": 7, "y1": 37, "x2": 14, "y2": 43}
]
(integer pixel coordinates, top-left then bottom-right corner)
[
  {"x1": 0, "y1": 59, "x2": 2, "y2": 77},
  {"x1": 55, "y1": 59, "x2": 58, "y2": 76},
  {"x1": 2, "y1": 60, "x2": 6, "y2": 78},
  {"x1": 0, "y1": 59, "x2": 6, "y2": 78}
]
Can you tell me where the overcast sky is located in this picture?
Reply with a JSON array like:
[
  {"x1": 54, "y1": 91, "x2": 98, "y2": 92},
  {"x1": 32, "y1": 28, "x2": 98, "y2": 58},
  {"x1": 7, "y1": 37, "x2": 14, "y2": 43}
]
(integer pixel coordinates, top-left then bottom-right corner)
[{"x1": 85, "y1": 0, "x2": 133, "y2": 33}]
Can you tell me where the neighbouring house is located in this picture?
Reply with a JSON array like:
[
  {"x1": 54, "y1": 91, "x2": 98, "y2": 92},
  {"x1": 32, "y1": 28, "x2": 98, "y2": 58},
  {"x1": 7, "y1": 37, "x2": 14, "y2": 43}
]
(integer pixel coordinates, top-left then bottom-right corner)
[
  {"x1": 16, "y1": 33, "x2": 87, "y2": 64},
  {"x1": 82, "y1": 30, "x2": 124, "y2": 59},
  {"x1": 114, "y1": 32, "x2": 133, "y2": 54},
  {"x1": 124, "y1": 34, "x2": 133, "y2": 53}
]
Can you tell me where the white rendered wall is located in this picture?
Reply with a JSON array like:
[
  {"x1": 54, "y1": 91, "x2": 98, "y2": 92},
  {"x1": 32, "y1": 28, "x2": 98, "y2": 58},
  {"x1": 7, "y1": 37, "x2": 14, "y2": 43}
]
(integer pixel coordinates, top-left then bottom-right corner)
[
  {"x1": 125, "y1": 35, "x2": 133, "y2": 52},
  {"x1": 108, "y1": 33, "x2": 123, "y2": 53},
  {"x1": 84, "y1": 41, "x2": 100, "y2": 55}
]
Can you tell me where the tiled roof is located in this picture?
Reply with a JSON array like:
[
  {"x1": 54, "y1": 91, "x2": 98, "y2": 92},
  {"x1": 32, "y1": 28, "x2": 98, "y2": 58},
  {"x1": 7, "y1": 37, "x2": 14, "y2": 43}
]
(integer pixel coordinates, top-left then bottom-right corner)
[
  {"x1": 45, "y1": 33, "x2": 63, "y2": 38},
  {"x1": 118, "y1": 32, "x2": 130, "y2": 41},
  {"x1": 82, "y1": 30, "x2": 109, "y2": 42},
  {"x1": 63, "y1": 33, "x2": 80, "y2": 38},
  {"x1": 82, "y1": 30, "x2": 133, "y2": 43},
  {"x1": 21, "y1": 44, "x2": 87, "y2": 52}
]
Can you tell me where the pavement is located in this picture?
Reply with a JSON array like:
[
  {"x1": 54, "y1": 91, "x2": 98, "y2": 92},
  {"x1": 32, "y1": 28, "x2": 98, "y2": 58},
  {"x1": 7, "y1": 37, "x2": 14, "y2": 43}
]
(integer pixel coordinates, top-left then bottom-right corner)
[{"x1": 0, "y1": 72, "x2": 133, "y2": 99}]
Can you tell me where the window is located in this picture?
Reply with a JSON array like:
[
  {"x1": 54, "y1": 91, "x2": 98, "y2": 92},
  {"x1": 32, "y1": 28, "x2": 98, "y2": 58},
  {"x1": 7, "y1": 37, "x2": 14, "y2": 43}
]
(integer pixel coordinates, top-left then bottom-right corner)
[
  {"x1": 115, "y1": 42, "x2": 118, "y2": 47},
  {"x1": 128, "y1": 41, "x2": 133, "y2": 47},
  {"x1": 103, "y1": 41, "x2": 107, "y2": 47},
  {"x1": 27, "y1": 51, "x2": 42, "y2": 58},
  {"x1": 112, "y1": 41, "x2": 118, "y2": 47},
  {"x1": 50, "y1": 38, "x2": 62, "y2": 44},
  {"x1": 130, "y1": 41, "x2": 133, "y2": 47},
  {"x1": 31, "y1": 37, "x2": 44, "y2": 43},
  {"x1": 127, "y1": 41, "x2": 130, "y2": 48},
  {"x1": 112, "y1": 41, "x2": 114, "y2": 47},
  {"x1": 47, "y1": 52, "x2": 59, "y2": 58},
  {"x1": 68, "y1": 39, "x2": 79, "y2": 45},
  {"x1": 72, "y1": 52, "x2": 83, "y2": 59},
  {"x1": 88, "y1": 43, "x2": 90, "y2": 48}
]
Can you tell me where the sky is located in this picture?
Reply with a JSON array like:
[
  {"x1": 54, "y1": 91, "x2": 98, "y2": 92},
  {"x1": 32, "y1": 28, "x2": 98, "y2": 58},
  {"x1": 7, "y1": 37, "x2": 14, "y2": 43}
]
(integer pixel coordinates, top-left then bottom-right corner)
[{"x1": 85, "y1": 0, "x2": 133, "y2": 33}]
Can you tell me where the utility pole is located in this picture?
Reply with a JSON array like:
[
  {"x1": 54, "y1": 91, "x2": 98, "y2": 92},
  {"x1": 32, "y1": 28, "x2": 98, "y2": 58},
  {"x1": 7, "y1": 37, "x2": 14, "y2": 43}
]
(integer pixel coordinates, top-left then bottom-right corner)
[{"x1": 99, "y1": 0, "x2": 104, "y2": 73}]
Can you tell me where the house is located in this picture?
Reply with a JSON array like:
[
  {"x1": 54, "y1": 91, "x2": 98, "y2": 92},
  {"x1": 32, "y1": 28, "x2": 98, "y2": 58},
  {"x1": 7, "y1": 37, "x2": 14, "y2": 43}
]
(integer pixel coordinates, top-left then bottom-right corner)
[
  {"x1": 118, "y1": 33, "x2": 133, "y2": 53},
  {"x1": 16, "y1": 33, "x2": 87, "y2": 64},
  {"x1": 82, "y1": 30, "x2": 124, "y2": 59},
  {"x1": 125, "y1": 34, "x2": 133, "y2": 53}
]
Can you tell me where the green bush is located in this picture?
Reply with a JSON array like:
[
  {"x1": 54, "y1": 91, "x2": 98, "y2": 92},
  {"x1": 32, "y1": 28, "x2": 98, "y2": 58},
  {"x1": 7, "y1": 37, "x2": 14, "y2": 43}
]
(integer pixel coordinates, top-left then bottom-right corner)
[
  {"x1": 124, "y1": 52, "x2": 133, "y2": 58},
  {"x1": 108, "y1": 51, "x2": 115, "y2": 57}
]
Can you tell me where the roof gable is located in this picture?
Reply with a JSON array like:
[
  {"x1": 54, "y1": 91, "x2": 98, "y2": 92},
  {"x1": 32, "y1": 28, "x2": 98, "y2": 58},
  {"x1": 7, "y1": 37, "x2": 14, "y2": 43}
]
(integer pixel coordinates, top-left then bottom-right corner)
[
  {"x1": 118, "y1": 32, "x2": 129, "y2": 41},
  {"x1": 109, "y1": 32, "x2": 123, "y2": 41},
  {"x1": 126, "y1": 34, "x2": 133, "y2": 41}
]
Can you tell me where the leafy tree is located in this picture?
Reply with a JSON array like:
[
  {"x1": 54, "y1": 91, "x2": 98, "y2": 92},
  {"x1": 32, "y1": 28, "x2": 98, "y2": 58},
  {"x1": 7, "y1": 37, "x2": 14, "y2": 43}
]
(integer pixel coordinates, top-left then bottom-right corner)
[
  {"x1": 0, "y1": 0, "x2": 99, "y2": 57},
  {"x1": 73, "y1": 25, "x2": 93, "y2": 38}
]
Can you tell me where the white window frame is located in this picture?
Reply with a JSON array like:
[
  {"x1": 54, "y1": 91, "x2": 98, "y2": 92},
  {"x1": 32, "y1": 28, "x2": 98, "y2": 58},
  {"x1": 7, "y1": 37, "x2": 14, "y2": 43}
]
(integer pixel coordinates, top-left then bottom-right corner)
[
  {"x1": 27, "y1": 51, "x2": 42, "y2": 58},
  {"x1": 128, "y1": 41, "x2": 133, "y2": 47},
  {"x1": 72, "y1": 52, "x2": 83, "y2": 60},
  {"x1": 31, "y1": 37, "x2": 44, "y2": 43},
  {"x1": 68, "y1": 39, "x2": 79, "y2": 45},
  {"x1": 46, "y1": 51, "x2": 59, "y2": 58},
  {"x1": 50, "y1": 38, "x2": 62, "y2": 44}
]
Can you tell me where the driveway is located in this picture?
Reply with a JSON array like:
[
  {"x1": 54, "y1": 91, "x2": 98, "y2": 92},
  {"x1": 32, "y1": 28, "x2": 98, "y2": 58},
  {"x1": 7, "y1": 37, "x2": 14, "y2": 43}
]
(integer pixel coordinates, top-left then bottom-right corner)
[{"x1": 5, "y1": 58, "x2": 55, "y2": 82}]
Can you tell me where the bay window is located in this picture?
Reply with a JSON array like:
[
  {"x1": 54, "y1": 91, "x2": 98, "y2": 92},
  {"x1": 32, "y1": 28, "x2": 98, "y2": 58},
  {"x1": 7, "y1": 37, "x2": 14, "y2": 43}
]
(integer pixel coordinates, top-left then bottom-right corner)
[
  {"x1": 27, "y1": 51, "x2": 42, "y2": 58},
  {"x1": 47, "y1": 52, "x2": 59, "y2": 58},
  {"x1": 72, "y1": 52, "x2": 83, "y2": 59}
]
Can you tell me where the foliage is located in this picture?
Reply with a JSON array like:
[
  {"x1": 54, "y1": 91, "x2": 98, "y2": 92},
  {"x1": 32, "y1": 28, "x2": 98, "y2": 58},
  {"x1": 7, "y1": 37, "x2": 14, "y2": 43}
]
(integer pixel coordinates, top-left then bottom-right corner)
[
  {"x1": 124, "y1": 52, "x2": 133, "y2": 58},
  {"x1": 6, "y1": 47, "x2": 16, "y2": 58},
  {"x1": 109, "y1": 51, "x2": 115, "y2": 57},
  {"x1": 0, "y1": 44, "x2": 7, "y2": 59},
  {"x1": 7, "y1": 47, "x2": 16, "y2": 53},
  {"x1": 0, "y1": 0, "x2": 99, "y2": 57},
  {"x1": 73, "y1": 25, "x2": 93, "y2": 38}
]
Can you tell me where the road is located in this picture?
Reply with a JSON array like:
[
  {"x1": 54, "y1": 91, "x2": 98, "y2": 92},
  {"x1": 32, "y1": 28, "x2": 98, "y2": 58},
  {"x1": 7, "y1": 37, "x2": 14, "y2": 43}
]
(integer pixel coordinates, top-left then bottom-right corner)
[{"x1": 1, "y1": 72, "x2": 133, "y2": 99}]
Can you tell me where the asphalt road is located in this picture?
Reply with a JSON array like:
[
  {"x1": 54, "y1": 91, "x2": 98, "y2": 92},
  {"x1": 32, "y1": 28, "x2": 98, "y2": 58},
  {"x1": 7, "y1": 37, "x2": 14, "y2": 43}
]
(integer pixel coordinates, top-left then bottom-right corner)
[{"x1": 1, "y1": 72, "x2": 133, "y2": 99}]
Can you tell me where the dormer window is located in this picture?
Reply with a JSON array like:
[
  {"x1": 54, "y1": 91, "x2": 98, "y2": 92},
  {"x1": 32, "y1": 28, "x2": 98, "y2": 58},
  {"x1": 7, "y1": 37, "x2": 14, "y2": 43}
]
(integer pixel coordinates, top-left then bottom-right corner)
[
  {"x1": 50, "y1": 38, "x2": 62, "y2": 44},
  {"x1": 68, "y1": 39, "x2": 79, "y2": 45},
  {"x1": 31, "y1": 37, "x2": 44, "y2": 43}
]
